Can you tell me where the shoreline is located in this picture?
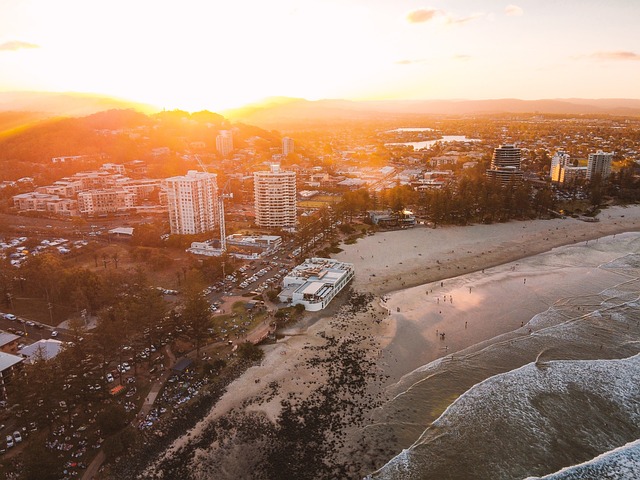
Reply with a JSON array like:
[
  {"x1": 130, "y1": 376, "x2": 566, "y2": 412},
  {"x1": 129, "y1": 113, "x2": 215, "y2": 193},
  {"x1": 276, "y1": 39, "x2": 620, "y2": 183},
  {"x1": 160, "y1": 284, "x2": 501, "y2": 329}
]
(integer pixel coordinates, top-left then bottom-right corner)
[
  {"x1": 128, "y1": 205, "x2": 640, "y2": 479},
  {"x1": 335, "y1": 205, "x2": 640, "y2": 298}
]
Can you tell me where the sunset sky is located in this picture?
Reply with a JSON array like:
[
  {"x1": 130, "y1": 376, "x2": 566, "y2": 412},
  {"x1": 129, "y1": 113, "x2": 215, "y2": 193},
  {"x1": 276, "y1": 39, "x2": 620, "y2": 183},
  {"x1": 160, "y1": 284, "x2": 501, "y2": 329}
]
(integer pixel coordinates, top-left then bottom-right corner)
[{"x1": 1, "y1": 0, "x2": 639, "y2": 112}]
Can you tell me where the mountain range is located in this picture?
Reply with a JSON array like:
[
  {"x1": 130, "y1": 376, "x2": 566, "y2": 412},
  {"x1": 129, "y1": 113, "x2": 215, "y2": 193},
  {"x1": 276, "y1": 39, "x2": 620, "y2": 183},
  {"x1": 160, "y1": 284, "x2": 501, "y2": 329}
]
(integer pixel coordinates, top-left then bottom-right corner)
[{"x1": 1, "y1": 91, "x2": 639, "y2": 133}]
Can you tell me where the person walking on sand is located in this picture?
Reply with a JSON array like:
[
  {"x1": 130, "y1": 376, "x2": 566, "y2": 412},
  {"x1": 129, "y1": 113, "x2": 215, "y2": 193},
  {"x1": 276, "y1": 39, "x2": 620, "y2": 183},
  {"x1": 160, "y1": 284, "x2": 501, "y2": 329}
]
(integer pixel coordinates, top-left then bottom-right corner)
[{"x1": 524, "y1": 278, "x2": 526, "y2": 284}]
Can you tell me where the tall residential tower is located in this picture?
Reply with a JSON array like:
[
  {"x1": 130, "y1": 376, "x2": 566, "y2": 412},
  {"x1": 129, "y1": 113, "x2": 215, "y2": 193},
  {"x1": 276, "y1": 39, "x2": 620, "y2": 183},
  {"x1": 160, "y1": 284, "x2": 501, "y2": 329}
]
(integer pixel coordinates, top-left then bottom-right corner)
[
  {"x1": 587, "y1": 150, "x2": 613, "y2": 181},
  {"x1": 486, "y1": 144, "x2": 524, "y2": 185},
  {"x1": 163, "y1": 170, "x2": 218, "y2": 235},
  {"x1": 254, "y1": 164, "x2": 296, "y2": 229}
]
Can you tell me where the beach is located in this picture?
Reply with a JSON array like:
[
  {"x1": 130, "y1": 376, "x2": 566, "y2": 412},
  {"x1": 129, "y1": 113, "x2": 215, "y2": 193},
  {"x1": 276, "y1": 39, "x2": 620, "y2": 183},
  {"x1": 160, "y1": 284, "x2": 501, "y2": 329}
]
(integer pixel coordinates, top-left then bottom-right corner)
[{"x1": 131, "y1": 205, "x2": 640, "y2": 479}]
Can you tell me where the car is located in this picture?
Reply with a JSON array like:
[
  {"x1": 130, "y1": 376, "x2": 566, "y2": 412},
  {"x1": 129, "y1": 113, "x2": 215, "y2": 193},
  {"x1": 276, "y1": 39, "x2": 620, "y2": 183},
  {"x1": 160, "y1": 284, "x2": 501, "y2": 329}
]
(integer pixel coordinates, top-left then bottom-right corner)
[
  {"x1": 6, "y1": 436, "x2": 13, "y2": 448},
  {"x1": 13, "y1": 431, "x2": 22, "y2": 443},
  {"x1": 51, "y1": 331, "x2": 59, "y2": 337},
  {"x1": 105, "y1": 373, "x2": 114, "y2": 383},
  {"x1": 3, "y1": 314, "x2": 16, "y2": 321},
  {"x1": 25, "y1": 321, "x2": 35, "y2": 327},
  {"x1": 121, "y1": 362, "x2": 131, "y2": 372}
]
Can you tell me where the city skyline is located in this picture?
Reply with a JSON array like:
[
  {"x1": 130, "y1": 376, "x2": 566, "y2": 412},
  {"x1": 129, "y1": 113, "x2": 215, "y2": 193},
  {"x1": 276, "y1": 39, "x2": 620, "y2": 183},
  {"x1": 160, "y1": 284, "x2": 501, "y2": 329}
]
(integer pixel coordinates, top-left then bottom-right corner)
[{"x1": 1, "y1": 0, "x2": 639, "y2": 112}]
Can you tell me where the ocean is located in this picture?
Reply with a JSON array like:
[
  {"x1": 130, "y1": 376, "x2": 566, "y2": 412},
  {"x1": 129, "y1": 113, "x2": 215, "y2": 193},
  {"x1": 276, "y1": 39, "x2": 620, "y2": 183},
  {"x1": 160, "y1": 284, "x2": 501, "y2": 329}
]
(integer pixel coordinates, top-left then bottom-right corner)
[{"x1": 367, "y1": 234, "x2": 640, "y2": 479}]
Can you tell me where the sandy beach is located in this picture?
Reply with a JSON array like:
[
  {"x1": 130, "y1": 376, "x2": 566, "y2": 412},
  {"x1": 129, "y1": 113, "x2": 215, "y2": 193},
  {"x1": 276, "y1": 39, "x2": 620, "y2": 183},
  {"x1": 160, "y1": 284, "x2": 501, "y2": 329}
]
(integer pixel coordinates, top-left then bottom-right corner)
[{"x1": 136, "y1": 205, "x2": 640, "y2": 479}]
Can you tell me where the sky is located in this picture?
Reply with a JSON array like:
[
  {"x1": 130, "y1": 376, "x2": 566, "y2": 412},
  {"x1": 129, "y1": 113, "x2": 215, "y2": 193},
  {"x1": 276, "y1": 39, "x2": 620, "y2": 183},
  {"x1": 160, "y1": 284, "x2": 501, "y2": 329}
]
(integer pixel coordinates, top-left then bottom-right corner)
[{"x1": 1, "y1": 0, "x2": 639, "y2": 112}]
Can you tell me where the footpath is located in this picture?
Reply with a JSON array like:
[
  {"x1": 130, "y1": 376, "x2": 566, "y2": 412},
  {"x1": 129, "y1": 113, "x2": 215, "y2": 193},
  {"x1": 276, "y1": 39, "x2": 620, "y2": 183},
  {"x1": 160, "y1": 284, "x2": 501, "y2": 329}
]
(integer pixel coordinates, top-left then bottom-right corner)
[{"x1": 81, "y1": 345, "x2": 177, "y2": 480}]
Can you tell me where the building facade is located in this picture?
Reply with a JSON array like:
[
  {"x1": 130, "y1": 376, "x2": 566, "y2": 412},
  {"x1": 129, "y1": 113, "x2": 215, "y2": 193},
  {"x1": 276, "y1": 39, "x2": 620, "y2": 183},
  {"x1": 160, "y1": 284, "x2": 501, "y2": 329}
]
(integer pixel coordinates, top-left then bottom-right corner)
[
  {"x1": 163, "y1": 170, "x2": 218, "y2": 235},
  {"x1": 486, "y1": 144, "x2": 523, "y2": 185},
  {"x1": 550, "y1": 150, "x2": 571, "y2": 182},
  {"x1": 587, "y1": 150, "x2": 613, "y2": 181},
  {"x1": 282, "y1": 137, "x2": 294, "y2": 156},
  {"x1": 278, "y1": 258, "x2": 355, "y2": 311},
  {"x1": 254, "y1": 164, "x2": 297, "y2": 229},
  {"x1": 216, "y1": 130, "x2": 233, "y2": 157}
]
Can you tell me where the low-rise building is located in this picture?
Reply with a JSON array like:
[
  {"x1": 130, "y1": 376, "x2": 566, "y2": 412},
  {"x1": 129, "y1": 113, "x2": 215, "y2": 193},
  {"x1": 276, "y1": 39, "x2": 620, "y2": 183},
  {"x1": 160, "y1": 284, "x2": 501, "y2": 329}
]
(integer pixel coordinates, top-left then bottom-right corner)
[
  {"x1": 278, "y1": 258, "x2": 354, "y2": 311},
  {"x1": 19, "y1": 339, "x2": 64, "y2": 364},
  {"x1": 0, "y1": 332, "x2": 20, "y2": 355},
  {"x1": 0, "y1": 351, "x2": 23, "y2": 400}
]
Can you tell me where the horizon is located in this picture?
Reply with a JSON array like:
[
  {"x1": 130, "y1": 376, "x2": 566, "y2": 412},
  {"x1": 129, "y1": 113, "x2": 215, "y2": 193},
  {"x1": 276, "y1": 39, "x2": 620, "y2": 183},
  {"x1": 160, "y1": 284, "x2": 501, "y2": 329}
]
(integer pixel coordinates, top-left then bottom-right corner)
[{"x1": 1, "y1": 1, "x2": 639, "y2": 112}]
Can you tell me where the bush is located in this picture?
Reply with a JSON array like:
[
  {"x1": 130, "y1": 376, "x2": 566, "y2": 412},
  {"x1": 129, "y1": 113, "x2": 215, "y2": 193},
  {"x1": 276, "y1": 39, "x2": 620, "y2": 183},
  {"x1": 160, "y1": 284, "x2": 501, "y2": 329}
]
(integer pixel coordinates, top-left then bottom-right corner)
[{"x1": 236, "y1": 342, "x2": 264, "y2": 362}]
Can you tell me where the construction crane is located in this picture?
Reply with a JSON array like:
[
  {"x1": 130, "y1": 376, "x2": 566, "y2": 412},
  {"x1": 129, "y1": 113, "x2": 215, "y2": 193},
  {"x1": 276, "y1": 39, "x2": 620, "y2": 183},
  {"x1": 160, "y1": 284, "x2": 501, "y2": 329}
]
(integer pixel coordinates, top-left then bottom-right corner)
[{"x1": 195, "y1": 155, "x2": 233, "y2": 254}]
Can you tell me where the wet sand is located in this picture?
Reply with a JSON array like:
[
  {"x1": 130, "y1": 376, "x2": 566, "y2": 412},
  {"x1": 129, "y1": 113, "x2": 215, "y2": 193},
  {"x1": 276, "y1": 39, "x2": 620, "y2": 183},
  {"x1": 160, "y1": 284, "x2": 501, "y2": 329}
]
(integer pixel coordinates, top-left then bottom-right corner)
[{"x1": 136, "y1": 205, "x2": 640, "y2": 479}]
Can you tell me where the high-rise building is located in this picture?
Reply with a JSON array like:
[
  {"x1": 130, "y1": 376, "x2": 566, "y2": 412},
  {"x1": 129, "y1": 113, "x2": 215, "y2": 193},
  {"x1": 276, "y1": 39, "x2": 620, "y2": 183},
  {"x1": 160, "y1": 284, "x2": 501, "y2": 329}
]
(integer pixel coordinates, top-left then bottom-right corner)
[
  {"x1": 486, "y1": 144, "x2": 523, "y2": 185},
  {"x1": 163, "y1": 170, "x2": 218, "y2": 235},
  {"x1": 282, "y1": 137, "x2": 294, "y2": 156},
  {"x1": 254, "y1": 164, "x2": 297, "y2": 229},
  {"x1": 550, "y1": 150, "x2": 571, "y2": 182},
  {"x1": 491, "y1": 144, "x2": 521, "y2": 169},
  {"x1": 216, "y1": 130, "x2": 233, "y2": 157},
  {"x1": 587, "y1": 150, "x2": 613, "y2": 181}
]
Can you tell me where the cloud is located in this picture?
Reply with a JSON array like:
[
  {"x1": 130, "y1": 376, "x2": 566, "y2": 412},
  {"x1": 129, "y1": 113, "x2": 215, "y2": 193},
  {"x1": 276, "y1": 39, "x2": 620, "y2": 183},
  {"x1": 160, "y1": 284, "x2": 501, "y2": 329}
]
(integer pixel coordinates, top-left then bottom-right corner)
[
  {"x1": 395, "y1": 59, "x2": 426, "y2": 65},
  {"x1": 0, "y1": 41, "x2": 40, "y2": 51},
  {"x1": 445, "y1": 13, "x2": 484, "y2": 26},
  {"x1": 505, "y1": 5, "x2": 524, "y2": 16},
  {"x1": 406, "y1": 8, "x2": 441, "y2": 23},
  {"x1": 588, "y1": 51, "x2": 640, "y2": 61}
]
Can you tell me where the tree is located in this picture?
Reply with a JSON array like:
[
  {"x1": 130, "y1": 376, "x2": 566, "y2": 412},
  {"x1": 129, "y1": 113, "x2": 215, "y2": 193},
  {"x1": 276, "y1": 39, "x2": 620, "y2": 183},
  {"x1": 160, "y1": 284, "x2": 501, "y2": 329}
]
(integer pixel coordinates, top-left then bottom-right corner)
[
  {"x1": 97, "y1": 404, "x2": 127, "y2": 436},
  {"x1": 236, "y1": 341, "x2": 264, "y2": 362},
  {"x1": 181, "y1": 291, "x2": 211, "y2": 358},
  {"x1": 21, "y1": 439, "x2": 65, "y2": 480}
]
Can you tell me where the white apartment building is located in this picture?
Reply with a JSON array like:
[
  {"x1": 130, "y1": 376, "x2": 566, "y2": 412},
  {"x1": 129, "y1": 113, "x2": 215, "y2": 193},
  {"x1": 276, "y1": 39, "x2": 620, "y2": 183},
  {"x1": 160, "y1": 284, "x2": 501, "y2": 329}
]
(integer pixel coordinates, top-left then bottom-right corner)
[
  {"x1": 587, "y1": 150, "x2": 613, "y2": 181},
  {"x1": 550, "y1": 150, "x2": 571, "y2": 182},
  {"x1": 278, "y1": 258, "x2": 355, "y2": 311},
  {"x1": 254, "y1": 164, "x2": 297, "y2": 229},
  {"x1": 163, "y1": 170, "x2": 218, "y2": 235},
  {"x1": 77, "y1": 189, "x2": 136, "y2": 216},
  {"x1": 282, "y1": 137, "x2": 294, "y2": 156},
  {"x1": 216, "y1": 130, "x2": 233, "y2": 157}
]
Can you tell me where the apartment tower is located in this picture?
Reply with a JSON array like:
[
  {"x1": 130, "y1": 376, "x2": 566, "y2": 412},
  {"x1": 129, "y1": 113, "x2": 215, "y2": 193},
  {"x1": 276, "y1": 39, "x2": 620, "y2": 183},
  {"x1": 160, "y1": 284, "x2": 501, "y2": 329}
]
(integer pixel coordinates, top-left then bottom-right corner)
[
  {"x1": 216, "y1": 130, "x2": 233, "y2": 157},
  {"x1": 587, "y1": 150, "x2": 613, "y2": 181},
  {"x1": 550, "y1": 150, "x2": 571, "y2": 182},
  {"x1": 254, "y1": 164, "x2": 296, "y2": 229},
  {"x1": 486, "y1": 144, "x2": 524, "y2": 185},
  {"x1": 282, "y1": 137, "x2": 294, "y2": 156},
  {"x1": 163, "y1": 170, "x2": 218, "y2": 235}
]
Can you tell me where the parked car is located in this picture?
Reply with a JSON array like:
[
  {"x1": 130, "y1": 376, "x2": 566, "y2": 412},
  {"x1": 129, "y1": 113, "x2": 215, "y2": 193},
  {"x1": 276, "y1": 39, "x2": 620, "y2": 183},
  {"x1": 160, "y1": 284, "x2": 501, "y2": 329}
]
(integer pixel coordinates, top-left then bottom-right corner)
[
  {"x1": 5, "y1": 436, "x2": 13, "y2": 448},
  {"x1": 12, "y1": 431, "x2": 22, "y2": 443},
  {"x1": 105, "y1": 373, "x2": 114, "y2": 383},
  {"x1": 51, "y1": 331, "x2": 59, "y2": 337}
]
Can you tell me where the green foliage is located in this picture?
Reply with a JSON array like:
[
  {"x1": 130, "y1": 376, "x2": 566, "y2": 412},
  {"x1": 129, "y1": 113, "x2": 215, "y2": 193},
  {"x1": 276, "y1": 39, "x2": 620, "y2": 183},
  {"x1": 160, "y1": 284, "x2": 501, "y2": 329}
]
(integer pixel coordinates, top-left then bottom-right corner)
[
  {"x1": 236, "y1": 341, "x2": 264, "y2": 362},
  {"x1": 21, "y1": 439, "x2": 65, "y2": 480},
  {"x1": 97, "y1": 404, "x2": 127, "y2": 436}
]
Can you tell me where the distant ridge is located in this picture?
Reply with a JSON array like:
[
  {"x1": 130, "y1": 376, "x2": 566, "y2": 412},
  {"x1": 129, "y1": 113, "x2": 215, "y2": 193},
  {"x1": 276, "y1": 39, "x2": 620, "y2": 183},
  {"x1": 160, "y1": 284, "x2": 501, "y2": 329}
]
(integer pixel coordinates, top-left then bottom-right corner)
[
  {"x1": 0, "y1": 91, "x2": 157, "y2": 117},
  {"x1": 224, "y1": 97, "x2": 640, "y2": 129}
]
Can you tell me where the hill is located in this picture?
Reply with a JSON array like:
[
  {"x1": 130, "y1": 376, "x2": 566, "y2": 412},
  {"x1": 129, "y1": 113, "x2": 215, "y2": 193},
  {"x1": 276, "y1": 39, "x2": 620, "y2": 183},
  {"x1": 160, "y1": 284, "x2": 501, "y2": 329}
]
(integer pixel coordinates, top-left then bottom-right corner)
[
  {"x1": 0, "y1": 91, "x2": 157, "y2": 118},
  {"x1": 224, "y1": 97, "x2": 640, "y2": 129}
]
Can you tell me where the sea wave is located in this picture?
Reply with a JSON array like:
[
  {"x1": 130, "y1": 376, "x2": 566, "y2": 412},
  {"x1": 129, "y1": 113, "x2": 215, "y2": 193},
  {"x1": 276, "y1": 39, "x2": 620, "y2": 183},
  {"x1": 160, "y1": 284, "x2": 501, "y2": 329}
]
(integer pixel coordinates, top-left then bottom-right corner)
[
  {"x1": 366, "y1": 238, "x2": 640, "y2": 479},
  {"x1": 524, "y1": 438, "x2": 640, "y2": 480}
]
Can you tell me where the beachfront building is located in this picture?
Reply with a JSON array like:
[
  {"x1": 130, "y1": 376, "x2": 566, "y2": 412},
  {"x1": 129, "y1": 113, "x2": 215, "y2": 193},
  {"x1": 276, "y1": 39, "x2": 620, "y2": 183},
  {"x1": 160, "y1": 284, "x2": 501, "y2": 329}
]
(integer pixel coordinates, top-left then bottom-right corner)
[
  {"x1": 486, "y1": 144, "x2": 524, "y2": 185},
  {"x1": 253, "y1": 164, "x2": 297, "y2": 229},
  {"x1": 278, "y1": 258, "x2": 354, "y2": 311},
  {"x1": 163, "y1": 170, "x2": 218, "y2": 235},
  {"x1": 369, "y1": 210, "x2": 416, "y2": 228},
  {"x1": 550, "y1": 151, "x2": 571, "y2": 182},
  {"x1": 587, "y1": 150, "x2": 613, "y2": 181}
]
